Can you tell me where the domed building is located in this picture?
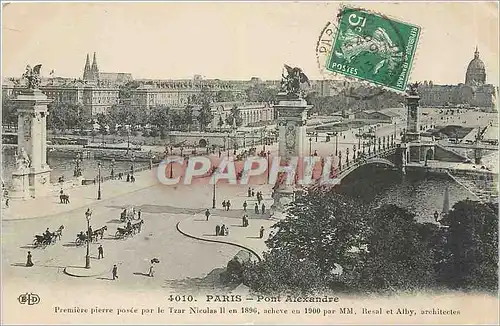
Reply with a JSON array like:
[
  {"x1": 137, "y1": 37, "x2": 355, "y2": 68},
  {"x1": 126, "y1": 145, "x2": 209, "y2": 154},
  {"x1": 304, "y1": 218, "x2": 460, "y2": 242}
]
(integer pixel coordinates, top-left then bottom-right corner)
[
  {"x1": 418, "y1": 46, "x2": 497, "y2": 111},
  {"x1": 465, "y1": 47, "x2": 486, "y2": 86}
]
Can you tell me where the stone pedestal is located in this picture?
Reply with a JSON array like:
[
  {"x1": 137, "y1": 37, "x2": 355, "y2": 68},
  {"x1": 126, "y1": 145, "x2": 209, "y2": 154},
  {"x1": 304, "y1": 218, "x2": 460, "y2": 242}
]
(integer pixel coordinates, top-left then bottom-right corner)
[
  {"x1": 9, "y1": 88, "x2": 52, "y2": 200},
  {"x1": 270, "y1": 93, "x2": 312, "y2": 217},
  {"x1": 405, "y1": 95, "x2": 421, "y2": 142}
]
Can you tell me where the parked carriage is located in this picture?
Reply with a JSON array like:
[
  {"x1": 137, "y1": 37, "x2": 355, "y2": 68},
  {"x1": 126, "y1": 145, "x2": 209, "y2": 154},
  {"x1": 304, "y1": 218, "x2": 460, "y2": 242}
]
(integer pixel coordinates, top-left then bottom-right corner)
[{"x1": 115, "y1": 226, "x2": 133, "y2": 239}]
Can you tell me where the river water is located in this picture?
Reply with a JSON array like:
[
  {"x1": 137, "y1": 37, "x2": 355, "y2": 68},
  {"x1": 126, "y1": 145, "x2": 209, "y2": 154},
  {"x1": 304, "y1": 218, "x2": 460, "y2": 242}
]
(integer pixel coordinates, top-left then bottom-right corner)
[
  {"x1": 1, "y1": 148, "x2": 145, "y2": 186},
  {"x1": 336, "y1": 165, "x2": 472, "y2": 223},
  {"x1": 1, "y1": 149, "x2": 473, "y2": 222}
]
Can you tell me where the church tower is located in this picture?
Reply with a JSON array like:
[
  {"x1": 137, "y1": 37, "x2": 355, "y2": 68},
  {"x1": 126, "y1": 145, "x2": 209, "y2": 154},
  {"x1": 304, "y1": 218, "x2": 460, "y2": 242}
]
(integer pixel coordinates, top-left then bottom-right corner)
[
  {"x1": 91, "y1": 52, "x2": 99, "y2": 81},
  {"x1": 83, "y1": 53, "x2": 92, "y2": 81}
]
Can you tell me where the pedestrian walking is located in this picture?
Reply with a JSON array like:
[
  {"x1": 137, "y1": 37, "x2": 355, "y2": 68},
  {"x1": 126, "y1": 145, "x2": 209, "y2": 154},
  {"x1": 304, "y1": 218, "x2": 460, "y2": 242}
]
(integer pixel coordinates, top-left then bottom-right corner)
[
  {"x1": 216, "y1": 225, "x2": 221, "y2": 236},
  {"x1": 148, "y1": 263, "x2": 155, "y2": 277},
  {"x1": 98, "y1": 245, "x2": 104, "y2": 259},
  {"x1": 261, "y1": 203, "x2": 266, "y2": 215},
  {"x1": 226, "y1": 200, "x2": 231, "y2": 211},
  {"x1": 26, "y1": 251, "x2": 33, "y2": 267},
  {"x1": 126, "y1": 174, "x2": 130, "y2": 182},
  {"x1": 205, "y1": 209, "x2": 211, "y2": 221},
  {"x1": 5, "y1": 198, "x2": 9, "y2": 208},
  {"x1": 138, "y1": 209, "x2": 142, "y2": 219},
  {"x1": 242, "y1": 215, "x2": 246, "y2": 227},
  {"x1": 257, "y1": 195, "x2": 262, "y2": 205},
  {"x1": 247, "y1": 187, "x2": 251, "y2": 197},
  {"x1": 112, "y1": 264, "x2": 118, "y2": 280},
  {"x1": 251, "y1": 189, "x2": 255, "y2": 197},
  {"x1": 222, "y1": 200, "x2": 226, "y2": 210},
  {"x1": 131, "y1": 175, "x2": 135, "y2": 183},
  {"x1": 254, "y1": 203, "x2": 259, "y2": 214},
  {"x1": 243, "y1": 201, "x2": 247, "y2": 211},
  {"x1": 259, "y1": 226, "x2": 265, "y2": 239}
]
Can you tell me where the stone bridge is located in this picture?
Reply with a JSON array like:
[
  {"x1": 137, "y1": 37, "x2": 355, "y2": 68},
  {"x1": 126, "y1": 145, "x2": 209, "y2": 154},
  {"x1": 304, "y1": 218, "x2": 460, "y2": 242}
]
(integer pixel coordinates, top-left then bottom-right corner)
[{"x1": 333, "y1": 146, "x2": 401, "y2": 185}]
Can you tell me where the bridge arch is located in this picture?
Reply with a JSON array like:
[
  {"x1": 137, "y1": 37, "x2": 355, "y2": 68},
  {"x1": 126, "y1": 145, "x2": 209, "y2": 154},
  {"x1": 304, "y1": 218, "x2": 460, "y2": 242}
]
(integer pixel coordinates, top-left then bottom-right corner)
[{"x1": 364, "y1": 157, "x2": 396, "y2": 167}]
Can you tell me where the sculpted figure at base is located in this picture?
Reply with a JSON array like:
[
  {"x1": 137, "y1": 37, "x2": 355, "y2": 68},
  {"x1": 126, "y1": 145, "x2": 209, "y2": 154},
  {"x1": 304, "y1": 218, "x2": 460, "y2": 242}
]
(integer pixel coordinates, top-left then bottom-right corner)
[{"x1": 16, "y1": 148, "x2": 31, "y2": 170}]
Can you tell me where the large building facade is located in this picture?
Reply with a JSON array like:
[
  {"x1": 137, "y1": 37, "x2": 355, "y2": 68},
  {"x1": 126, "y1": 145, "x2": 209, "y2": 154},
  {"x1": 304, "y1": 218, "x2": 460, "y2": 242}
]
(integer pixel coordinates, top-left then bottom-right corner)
[
  {"x1": 418, "y1": 47, "x2": 497, "y2": 110},
  {"x1": 130, "y1": 80, "x2": 245, "y2": 110}
]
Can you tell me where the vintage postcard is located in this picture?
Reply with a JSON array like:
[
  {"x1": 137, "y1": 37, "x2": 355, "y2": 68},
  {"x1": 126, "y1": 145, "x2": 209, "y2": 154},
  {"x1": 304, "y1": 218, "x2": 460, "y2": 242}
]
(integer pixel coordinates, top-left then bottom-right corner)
[{"x1": 1, "y1": 1, "x2": 498, "y2": 325}]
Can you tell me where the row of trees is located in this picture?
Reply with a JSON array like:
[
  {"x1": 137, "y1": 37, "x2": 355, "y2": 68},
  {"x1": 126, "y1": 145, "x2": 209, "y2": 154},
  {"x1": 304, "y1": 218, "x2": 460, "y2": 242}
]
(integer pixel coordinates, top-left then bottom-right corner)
[
  {"x1": 238, "y1": 188, "x2": 498, "y2": 294},
  {"x1": 305, "y1": 87, "x2": 405, "y2": 115}
]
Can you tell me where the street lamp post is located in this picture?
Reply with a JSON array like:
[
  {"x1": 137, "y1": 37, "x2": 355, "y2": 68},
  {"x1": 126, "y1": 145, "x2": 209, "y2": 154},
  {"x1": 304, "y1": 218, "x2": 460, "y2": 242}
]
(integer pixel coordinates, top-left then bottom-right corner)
[
  {"x1": 97, "y1": 161, "x2": 101, "y2": 200},
  {"x1": 131, "y1": 154, "x2": 135, "y2": 176},
  {"x1": 267, "y1": 150, "x2": 271, "y2": 180},
  {"x1": 263, "y1": 129, "x2": 266, "y2": 151},
  {"x1": 85, "y1": 209, "x2": 92, "y2": 269},
  {"x1": 309, "y1": 137, "x2": 312, "y2": 156},
  {"x1": 335, "y1": 132, "x2": 338, "y2": 156},
  {"x1": 127, "y1": 130, "x2": 130, "y2": 155},
  {"x1": 110, "y1": 158, "x2": 115, "y2": 179},
  {"x1": 212, "y1": 167, "x2": 217, "y2": 209}
]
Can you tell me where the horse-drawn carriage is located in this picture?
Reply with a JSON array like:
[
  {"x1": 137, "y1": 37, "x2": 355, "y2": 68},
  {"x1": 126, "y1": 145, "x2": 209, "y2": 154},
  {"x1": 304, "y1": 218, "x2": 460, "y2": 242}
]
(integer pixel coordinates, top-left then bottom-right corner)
[
  {"x1": 115, "y1": 220, "x2": 144, "y2": 239},
  {"x1": 115, "y1": 226, "x2": 133, "y2": 239},
  {"x1": 75, "y1": 232, "x2": 90, "y2": 246},
  {"x1": 33, "y1": 225, "x2": 64, "y2": 248},
  {"x1": 119, "y1": 206, "x2": 139, "y2": 222}
]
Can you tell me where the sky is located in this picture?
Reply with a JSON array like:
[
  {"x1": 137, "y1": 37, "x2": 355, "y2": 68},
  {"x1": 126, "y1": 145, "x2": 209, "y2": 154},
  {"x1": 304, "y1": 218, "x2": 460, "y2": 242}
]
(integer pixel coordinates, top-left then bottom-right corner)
[{"x1": 2, "y1": 1, "x2": 499, "y2": 85}]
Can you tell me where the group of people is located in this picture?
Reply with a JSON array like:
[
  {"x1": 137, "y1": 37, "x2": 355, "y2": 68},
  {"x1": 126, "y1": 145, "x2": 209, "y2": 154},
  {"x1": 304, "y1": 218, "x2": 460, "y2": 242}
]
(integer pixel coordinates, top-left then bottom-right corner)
[
  {"x1": 221, "y1": 200, "x2": 231, "y2": 211},
  {"x1": 126, "y1": 174, "x2": 136, "y2": 183},
  {"x1": 242, "y1": 214, "x2": 249, "y2": 227},
  {"x1": 215, "y1": 224, "x2": 229, "y2": 236}
]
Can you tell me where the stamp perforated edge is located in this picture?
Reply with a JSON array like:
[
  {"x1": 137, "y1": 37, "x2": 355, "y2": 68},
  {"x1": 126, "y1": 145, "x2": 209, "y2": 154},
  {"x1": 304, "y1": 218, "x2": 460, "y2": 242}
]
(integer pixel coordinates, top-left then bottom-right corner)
[{"x1": 316, "y1": 3, "x2": 423, "y2": 95}]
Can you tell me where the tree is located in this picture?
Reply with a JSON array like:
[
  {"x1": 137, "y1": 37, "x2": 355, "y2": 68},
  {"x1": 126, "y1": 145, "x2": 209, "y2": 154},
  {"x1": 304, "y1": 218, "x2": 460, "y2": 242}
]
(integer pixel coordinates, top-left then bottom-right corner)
[
  {"x1": 216, "y1": 90, "x2": 235, "y2": 102},
  {"x1": 226, "y1": 105, "x2": 243, "y2": 128},
  {"x1": 246, "y1": 84, "x2": 278, "y2": 103},
  {"x1": 243, "y1": 249, "x2": 327, "y2": 295},
  {"x1": 197, "y1": 101, "x2": 214, "y2": 132},
  {"x1": 266, "y1": 187, "x2": 369, "y2": 276},
  {"x1": 47, "y1": 102, "x2": 85, "y2": 132},
  {"x1": 438, "y1": 200, "x2": 498, "y2": 291},
  {"x1": 352, "y1": 205, "x2": 438, "y2": 292},
  {"x1": 95, "y1": 113, "x2": 109, "y2": 135},
  {"x1": 1, "y1": 96, "x2": 19, "y2": 128},
  {"x1": 149, "y1": 106, "x2": 170, "y2": 138},
  {"x1": 183, "y1": 106, "x2": 194, "y2": 131}
]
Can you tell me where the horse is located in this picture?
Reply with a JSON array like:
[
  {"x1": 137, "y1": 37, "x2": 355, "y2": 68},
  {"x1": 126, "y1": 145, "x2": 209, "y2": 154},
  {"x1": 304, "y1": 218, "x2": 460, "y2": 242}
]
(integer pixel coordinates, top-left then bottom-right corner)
[
  {"x1": 54, "y1": 225, "x2": 64, "y2": 241},
  {"x1": 92, "y1": 226, "x2": 107, "y2": 240},
  {"x1": 132, "y1": 220, "x2": 144, "y2": 234}
]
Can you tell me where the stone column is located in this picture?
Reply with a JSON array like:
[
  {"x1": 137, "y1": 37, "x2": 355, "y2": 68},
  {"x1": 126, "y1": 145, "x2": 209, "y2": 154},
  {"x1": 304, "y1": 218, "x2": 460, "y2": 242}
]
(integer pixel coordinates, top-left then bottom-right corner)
[
  {"x1": 10, "y1": 89, "x2": 52, "y2": 199},
  {"x1": 405, "y1": 93, "x2": 421, "y2": 143},
  {"x1": 271, "y1": 94, "x2": 312, "y2": 214}
]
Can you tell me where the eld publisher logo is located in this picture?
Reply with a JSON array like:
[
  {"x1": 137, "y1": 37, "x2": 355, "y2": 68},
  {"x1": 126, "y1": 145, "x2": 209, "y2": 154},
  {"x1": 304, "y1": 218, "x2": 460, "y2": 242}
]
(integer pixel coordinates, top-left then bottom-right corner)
[{"x1": 18, "y1": 293, "x2": 40, "y2": 305}]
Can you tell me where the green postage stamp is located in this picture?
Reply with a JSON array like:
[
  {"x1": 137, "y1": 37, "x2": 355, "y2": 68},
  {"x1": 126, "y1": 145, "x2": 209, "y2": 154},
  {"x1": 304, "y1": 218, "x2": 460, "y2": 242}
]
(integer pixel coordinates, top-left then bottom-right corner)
[{"x1": 326, "y1": 7, "x2": 421, "y2": 91}]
